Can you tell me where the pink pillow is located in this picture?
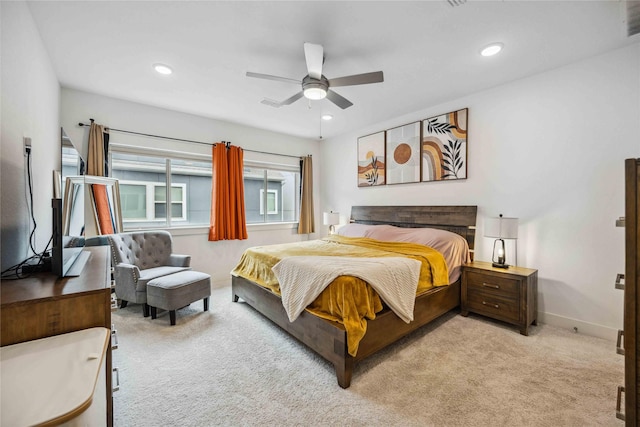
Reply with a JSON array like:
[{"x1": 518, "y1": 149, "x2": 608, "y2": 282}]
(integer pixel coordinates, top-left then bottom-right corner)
[
  {"x1": 335, "y1": 223, "x2": 375, "y2": 237},
  {"x1": 336, "y1": 223, "x2": 469, "y2": 283}
]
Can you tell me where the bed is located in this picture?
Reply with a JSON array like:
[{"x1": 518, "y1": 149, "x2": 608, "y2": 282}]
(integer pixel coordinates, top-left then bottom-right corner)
[{"x1": 231, "y1": 205, "x2": 477, "y2": 388}]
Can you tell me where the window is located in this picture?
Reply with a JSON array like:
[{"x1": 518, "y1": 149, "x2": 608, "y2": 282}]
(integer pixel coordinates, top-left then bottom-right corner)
[
  {"x1": 259, "y1": 189, "x2": 278, "y2": 215},
  {"x1": 119, "y1": 181, "x2": 187, "y2": 222},
  {"x1": 111, "y1": 147, "x2": 299, "y2": 229},
  {"x1": 119, "y1": 183, "x2": 147, "y2": 220},
  {"x1": 154, "y1": 184, "x2": 186, "y2": 220},
  {"x1": 111, "y1": 151, "x2": 211, "y2": 229},
  {"x1": 244, "y1": 165, "x2": 299, "y2": 224}
]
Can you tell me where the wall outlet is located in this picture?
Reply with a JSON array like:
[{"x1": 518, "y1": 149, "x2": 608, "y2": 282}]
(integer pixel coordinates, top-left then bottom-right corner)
[{"x1": 23, "y1": 137, "x2": 32, "y2": 155}]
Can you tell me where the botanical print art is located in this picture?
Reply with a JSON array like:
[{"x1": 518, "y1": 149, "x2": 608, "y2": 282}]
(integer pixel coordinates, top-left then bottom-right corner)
[
  {"x1": 422, "y1": 108, "x2": 468, "y2": 181},
  {"x1": 357, "y1": 131, "x2": 385, "y2": 187},
  {"x1": 386, "y1": 122, "x2": 420, "y2": 185}
]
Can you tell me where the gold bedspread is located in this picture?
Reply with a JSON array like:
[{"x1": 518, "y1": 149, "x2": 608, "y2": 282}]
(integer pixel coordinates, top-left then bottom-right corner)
[{"x1": 231, "y1": 235, "x2": 449, "y2": 356}]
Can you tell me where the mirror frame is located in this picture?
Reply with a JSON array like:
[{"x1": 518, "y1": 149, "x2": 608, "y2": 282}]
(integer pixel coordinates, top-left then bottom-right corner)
[{"x1": 62, "y1": 176, "x2": 85, "y2": 235}]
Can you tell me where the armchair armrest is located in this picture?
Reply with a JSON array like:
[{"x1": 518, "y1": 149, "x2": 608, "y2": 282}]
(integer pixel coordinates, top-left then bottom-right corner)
[
  {"x1": 113, "y1": 262, "x2": 141, "y2": 284},
  {"x1": 169, "y1": 254, "x2": 191, "y2": 268},
  {"x1": 113, "y1": 262, "x2": 142, "y2": 302}
]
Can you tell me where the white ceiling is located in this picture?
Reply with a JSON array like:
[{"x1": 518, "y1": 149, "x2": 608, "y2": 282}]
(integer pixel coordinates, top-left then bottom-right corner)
[{"x1": 27, "y1": 1, "x2": 636, "y2": 141}]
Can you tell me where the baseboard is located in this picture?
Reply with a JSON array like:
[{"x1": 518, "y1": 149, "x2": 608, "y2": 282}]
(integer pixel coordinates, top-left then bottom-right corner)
[
  {"x1": 211, "y1": 277, "x2": 231, "y2": 289},
  {"x1": 538, "y1": 311, "x2": 619, "y2": 342}
]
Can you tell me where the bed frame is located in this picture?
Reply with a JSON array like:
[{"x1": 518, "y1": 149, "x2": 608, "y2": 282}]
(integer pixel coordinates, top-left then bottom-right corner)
[{"x1": 231, "y1": 205, "x2": 477, "y2": 388}]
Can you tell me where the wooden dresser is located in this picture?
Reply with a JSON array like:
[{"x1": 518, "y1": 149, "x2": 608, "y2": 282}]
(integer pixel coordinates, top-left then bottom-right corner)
[
  {"x1": 620, "y1": 158, "x2": 640, "y2": 425},
  {"x1": 0, "y1": 246, "x2": 113, "y2": 426}
]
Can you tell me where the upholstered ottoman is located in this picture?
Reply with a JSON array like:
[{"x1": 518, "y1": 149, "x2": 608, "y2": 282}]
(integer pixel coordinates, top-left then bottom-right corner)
[{"x1": 147, "y1": 271, "x2": 211, "y2": 325}]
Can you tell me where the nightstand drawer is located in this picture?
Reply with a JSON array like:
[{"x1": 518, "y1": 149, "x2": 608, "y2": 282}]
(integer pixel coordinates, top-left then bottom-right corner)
[
  {"x1": 465, "y1": 271, "x2": 519, "y2": 298},
  {"x1": 466, "y1": 290, "x2": 520, "y2": 323}
]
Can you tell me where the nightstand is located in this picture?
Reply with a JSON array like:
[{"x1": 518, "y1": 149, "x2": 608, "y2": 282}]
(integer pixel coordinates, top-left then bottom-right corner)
[{"x1": 461, "y1": 261, "x2": 538, "y2": 336}]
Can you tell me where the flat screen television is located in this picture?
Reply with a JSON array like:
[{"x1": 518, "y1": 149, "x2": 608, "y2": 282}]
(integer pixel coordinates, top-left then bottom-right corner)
[{"x1": 52, "y1": 128, "x2": 89, "y2": 277}]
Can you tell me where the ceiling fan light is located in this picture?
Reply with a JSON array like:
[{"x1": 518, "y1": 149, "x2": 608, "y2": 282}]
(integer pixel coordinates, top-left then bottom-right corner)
[{"x1": 303, "y1": 87, "x2": 327, "y2": 100}]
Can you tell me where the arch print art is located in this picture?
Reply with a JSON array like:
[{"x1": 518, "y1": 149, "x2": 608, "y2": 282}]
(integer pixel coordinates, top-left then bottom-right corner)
[{"x1": 422, "y1": 108, "x2": 468, "y2": 181}]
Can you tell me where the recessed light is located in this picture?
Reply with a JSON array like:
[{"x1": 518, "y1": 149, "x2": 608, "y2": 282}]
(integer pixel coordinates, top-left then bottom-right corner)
[
  {"x1": 321, "y1": 114, "x2": 333, "y2": 121},
  {"x1": 153, "y1": 63, "x2": 173, "y2": 75},
  {"x1": 480, "y1": 43, "x2": 503, "y2": 57}
]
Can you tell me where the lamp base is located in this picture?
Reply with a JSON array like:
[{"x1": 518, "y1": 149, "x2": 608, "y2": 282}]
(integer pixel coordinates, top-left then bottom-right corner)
[{"x1": 492, "y1": 262, "x2": 509, "y2": 269}]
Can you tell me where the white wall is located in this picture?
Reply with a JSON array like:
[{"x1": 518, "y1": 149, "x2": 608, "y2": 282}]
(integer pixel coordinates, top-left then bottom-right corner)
[
  {"x1": 1, "y1": 1, "x2": 61, "y2": 270},
  {"x1": 320, "y1": 43, "x2": 640, "y2": 340},
  {"x1": 61, "y1": 89, "x2": 321, "y2": 286}
]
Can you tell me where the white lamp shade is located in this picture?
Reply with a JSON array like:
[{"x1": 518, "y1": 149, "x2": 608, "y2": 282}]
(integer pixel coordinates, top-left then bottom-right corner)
[
  {"x1": 323, "y1": 212, "x2": 340, "y2": 226},
  {"x1": 484, "y1": 216, "x2": 518, "y2": 239}
]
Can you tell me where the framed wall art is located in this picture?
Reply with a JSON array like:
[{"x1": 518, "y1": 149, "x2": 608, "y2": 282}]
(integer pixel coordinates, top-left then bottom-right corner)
[
  {"x1": 422, "y1": 108, "x2": 468, "y2": 182},
  {"x1": 357, "y1": 131, "x2": 386, "y2": 187},
  {"x1": 386, "y1": 122, "x2": 420, "y2": 185}
]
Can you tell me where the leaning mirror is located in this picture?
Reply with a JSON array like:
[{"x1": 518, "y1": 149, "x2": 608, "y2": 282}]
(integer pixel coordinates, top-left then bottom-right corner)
[
  {"x1": 53, "y1": 128, "x2": 87, "y2": 277},
  {"x1": 85, "y1": 175, "x2": 123, "y2": 236}
]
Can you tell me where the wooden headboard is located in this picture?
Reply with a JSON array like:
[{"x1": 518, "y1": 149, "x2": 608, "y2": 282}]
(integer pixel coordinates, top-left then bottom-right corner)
[{"x1": 350, "y1": 205, "x2": 478, "y2": 259}]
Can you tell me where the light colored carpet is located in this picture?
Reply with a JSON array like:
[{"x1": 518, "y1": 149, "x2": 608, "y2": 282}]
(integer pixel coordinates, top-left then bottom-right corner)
[{"x1": 112, "y1": 285, "x2": 623, "y2": 426}]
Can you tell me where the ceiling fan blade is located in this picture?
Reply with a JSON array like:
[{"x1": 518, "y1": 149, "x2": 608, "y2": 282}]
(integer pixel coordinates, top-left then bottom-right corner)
[
  {"x1": 261, "y1": 92, "x2": 304, "y2": 108},
  {"x1": 328, "y1": 71, "x2": 384, "y2": 87},
  {"x1": 280, "y1": 91, "x2": 304, "y2": 105},
  {"x1": 326, "y1": 90, "x2": 353, "y2": 109},
  {"x1": 303, "y1": 42, "x2": 324, "y2": 80},
  {"x1": 260, "y1": 98, "x2": 283, "y2": 108},
  {"x1": 246, "y1": 71, "x2": 300, "y2": 85}
]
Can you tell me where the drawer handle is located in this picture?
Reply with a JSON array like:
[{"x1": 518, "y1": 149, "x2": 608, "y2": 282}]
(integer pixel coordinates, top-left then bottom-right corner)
[
  {"x1": 113, "y1": 367, "x2": 120, "y2": 392},
  {"x1": 482, "y1": 283, "x2": 500, "y2": 289},
  {"x1": 616, "y1": 330, "x2": 624, "y2": 355},
  {"x1": 615, "y1": 274, "x2": 625, "y2": 290},
  {"x1": 111, "y1": 325, "x2": 119, "y2": 350},
  {"x1": 616, "y1": 385, "x2": 625, "y2": 420},
  {"x1": 482, "y1": 301, "x2": 499, "y2": 309}
]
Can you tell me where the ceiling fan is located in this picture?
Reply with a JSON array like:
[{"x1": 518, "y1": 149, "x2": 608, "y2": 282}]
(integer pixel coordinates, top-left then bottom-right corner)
[{"x1": 246, "y1": 42, "x2": 384, "y2": 109}]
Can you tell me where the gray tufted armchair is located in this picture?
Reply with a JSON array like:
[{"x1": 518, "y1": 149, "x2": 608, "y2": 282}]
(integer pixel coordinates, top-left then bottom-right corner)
[{"x1": 107, "y1": 231, "x2": 191, "y2": 317}]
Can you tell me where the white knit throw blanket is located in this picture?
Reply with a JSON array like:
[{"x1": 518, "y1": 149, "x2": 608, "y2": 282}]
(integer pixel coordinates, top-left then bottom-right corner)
[{"x1": 271, "y1": 256, "x2": 421, "y2": 323}]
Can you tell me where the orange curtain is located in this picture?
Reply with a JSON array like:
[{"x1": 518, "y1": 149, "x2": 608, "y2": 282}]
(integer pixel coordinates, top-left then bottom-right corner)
[{"x1": 209, "y1": 143, "x2": 248, "y2": 241}]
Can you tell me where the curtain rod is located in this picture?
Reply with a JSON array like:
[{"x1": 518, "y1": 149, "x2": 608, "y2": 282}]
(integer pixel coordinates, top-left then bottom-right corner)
[{"x1": 78, "y1": 119, "x2": 309, "y2": 160}]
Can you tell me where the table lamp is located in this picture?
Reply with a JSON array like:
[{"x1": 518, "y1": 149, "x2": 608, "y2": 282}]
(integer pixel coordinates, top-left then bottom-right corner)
[
  {"x1": 323, "y1": 211, "x2": 340, "y2": 234},
  {"x1": 484, "y1": 214, "x2": 518, "y2": 268}
]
